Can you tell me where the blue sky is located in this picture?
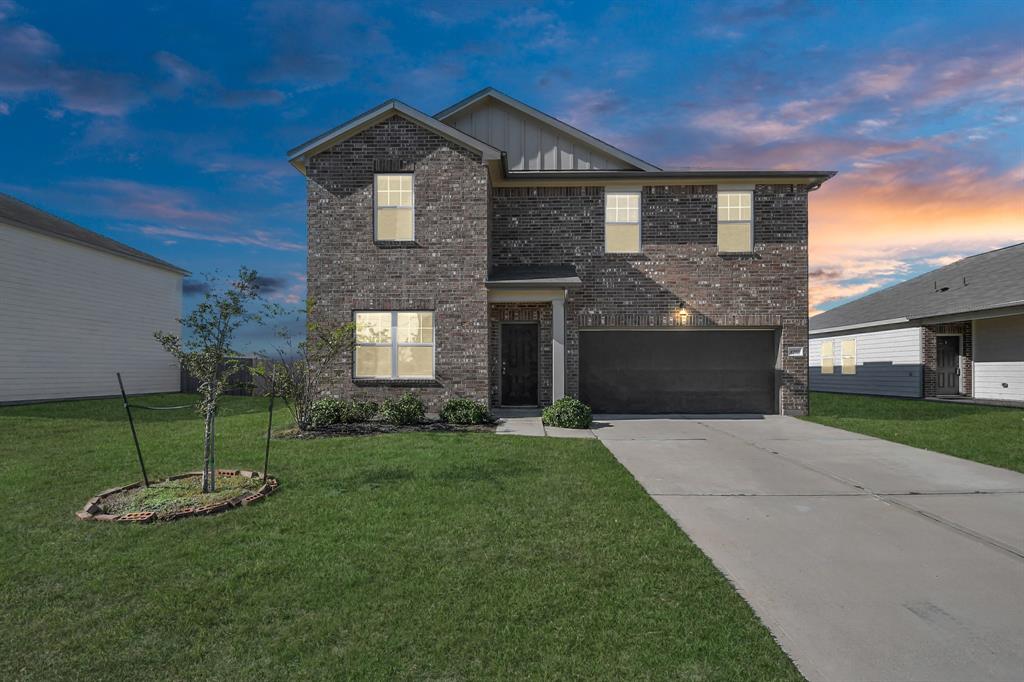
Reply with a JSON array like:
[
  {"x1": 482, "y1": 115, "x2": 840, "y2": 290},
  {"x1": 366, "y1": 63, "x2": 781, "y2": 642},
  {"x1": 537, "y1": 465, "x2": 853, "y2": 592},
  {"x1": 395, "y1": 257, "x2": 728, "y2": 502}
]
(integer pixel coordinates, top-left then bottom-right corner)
[{"x1": 1, "y1": 0, "x2": 1021, "y2": 347}]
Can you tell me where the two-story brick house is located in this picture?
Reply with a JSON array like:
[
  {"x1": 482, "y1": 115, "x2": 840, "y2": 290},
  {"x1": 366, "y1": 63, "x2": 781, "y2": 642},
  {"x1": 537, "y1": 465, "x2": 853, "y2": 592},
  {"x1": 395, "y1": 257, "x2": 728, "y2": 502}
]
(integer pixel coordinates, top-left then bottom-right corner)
[{"x1": 288, "y1": 88, "x2": 834, "y2": 415}]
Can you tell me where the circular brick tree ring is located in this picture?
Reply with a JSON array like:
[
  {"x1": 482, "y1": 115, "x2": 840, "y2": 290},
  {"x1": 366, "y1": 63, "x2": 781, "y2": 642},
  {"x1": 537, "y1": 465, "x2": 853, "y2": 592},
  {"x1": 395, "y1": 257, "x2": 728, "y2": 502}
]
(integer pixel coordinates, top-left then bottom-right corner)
[{"x1": 77, "y1": 469, "x2": 279, "y2": 523}]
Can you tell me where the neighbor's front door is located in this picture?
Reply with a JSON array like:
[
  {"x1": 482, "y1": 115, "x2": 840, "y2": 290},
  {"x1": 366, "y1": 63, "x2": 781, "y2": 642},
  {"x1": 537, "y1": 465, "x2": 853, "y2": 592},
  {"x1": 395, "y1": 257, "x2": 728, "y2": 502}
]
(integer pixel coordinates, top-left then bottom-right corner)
[
  {"x1": 936, "y1": 335, "x2": 961, "y2": 395},
  {"x1": 501, "y1": 323, "x2": 539, "y2": 406}
]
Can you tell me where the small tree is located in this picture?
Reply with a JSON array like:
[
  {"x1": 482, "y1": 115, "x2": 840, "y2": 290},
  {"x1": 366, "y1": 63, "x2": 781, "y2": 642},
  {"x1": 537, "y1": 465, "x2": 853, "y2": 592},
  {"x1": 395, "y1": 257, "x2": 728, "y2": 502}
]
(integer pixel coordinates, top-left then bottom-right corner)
[
  {"x1": 155, "y1": 267, "x2": 269, "y2": 493},
  {"x1": 262, "y1": 299, "x2": 354, "y2": 430}
]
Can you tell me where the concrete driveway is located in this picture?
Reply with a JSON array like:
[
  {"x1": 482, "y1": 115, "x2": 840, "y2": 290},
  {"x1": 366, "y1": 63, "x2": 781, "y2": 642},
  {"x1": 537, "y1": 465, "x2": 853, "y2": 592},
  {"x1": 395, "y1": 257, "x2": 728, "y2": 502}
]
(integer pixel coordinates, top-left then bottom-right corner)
[{"x1": 593, "y1": 415, "x2": 1024, "y2": 682}]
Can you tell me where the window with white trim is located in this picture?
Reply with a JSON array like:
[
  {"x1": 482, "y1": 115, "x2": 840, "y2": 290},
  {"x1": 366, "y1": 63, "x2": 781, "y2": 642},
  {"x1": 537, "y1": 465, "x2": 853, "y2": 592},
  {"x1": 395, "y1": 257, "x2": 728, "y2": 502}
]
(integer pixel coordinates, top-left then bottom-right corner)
[
  {"x1": 841, "y1": 339, "x2": 856, "y2": 375},
  {"x1": 354, "y1": 311, "x2": 434, "y2": 378},
  {"x1": 605, "y1": 190, "x2": 641, "y2": 254},
  {"x1": 375, "y1": 174, "x2": 414, "y2": 241},
  {"x1": 717, "y1": 190, "x2": 753, "y2": 253},
  {"x1": 820, "y1": 340, "x2": 834, "y2": 374}
]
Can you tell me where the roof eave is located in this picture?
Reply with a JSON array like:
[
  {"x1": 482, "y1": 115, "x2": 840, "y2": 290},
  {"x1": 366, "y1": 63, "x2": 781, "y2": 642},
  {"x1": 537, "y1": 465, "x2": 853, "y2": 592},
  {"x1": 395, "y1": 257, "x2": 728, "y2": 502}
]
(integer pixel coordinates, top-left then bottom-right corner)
[
  {"x1": 485, "y1": 277, "x2": 584, "y2": 289},
  {"x1": 500, "y1": 168, "x2": 837, "y2": 188},
  {"x1": 2, "y1": 215, "x2": 189, "y2": 276}
]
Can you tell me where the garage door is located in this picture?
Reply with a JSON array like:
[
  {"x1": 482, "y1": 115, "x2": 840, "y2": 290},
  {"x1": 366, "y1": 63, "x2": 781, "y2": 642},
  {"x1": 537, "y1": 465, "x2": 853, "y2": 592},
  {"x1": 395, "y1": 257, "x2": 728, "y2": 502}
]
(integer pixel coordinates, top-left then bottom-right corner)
[{"x1": 579, "y1": 330, "x2": 777, "y2": 414}]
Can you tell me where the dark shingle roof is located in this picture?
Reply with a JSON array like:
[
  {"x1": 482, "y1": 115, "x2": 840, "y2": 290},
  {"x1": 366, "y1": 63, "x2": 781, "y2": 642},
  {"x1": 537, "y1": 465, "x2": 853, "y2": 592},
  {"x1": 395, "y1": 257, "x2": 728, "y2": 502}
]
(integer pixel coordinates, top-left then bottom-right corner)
[
  {"x1": 810, "y1": 243, "x2": 1024, "y2": 332},
  {"x1": 486, "y1": 264, "x2": 583, "y2": 288},
  {"x1": 0, "y1": 193, "x2": 188, "y2": 274}
]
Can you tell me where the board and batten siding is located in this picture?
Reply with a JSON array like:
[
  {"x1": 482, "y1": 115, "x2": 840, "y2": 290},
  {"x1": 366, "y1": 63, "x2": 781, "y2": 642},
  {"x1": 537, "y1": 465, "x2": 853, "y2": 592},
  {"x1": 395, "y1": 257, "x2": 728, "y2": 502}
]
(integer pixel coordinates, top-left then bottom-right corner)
[
  {"x1": 809, "y1": 327, "x2": 923, "y2": 397},
  {"x1": 0, "y1": 224, "x2": 182, "y2": 403},
  {"x1": 973, "y1": 314, "x2": 1024, "y2": 403},
  {"x1": 444, "y1": 99, "x2": 630, "y2": 171}
]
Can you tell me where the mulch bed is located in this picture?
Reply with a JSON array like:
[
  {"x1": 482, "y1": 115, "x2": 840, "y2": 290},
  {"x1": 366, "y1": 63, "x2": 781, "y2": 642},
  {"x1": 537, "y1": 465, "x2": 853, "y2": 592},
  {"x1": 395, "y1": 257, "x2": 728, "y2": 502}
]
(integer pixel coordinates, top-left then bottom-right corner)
[
  {"x1": 279, "y1": 420, "x2": 497, "y2": 439},
  {"x1": 77, "y1": 469, "x2": 279, "y2": 523}
]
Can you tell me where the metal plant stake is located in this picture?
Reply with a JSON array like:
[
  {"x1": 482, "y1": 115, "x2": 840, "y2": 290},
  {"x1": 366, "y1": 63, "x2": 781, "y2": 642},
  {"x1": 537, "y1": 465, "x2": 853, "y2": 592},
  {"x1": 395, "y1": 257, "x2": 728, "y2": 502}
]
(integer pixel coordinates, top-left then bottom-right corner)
[{"x1": 116, "y1": 372, "x2": 150, "y2": 487}]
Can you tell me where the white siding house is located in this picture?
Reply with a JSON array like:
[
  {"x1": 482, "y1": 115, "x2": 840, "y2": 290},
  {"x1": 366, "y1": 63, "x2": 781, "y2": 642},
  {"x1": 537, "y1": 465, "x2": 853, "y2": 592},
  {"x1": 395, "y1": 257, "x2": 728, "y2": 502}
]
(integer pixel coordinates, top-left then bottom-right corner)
[
  {"x1": 809, "y1": 327, "x2": 923, "y2": 397},
  {"x1": 973, "y1": 315, "x2": 1024, "y2": 403},
  {"x1": 809, "y1": 243, "x2": 1024, "y2": 405},
  {"x1": 0, "y1": 194, "x2": 186, "y2": 403}
]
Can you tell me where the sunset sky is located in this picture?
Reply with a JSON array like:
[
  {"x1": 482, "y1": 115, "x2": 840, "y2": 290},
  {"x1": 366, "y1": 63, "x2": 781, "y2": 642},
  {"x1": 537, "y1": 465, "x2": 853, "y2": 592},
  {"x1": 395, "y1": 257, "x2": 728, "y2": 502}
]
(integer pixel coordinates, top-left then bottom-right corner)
[{"x1": 1, "y1": 0, "x2": 1021, "y2": 338}]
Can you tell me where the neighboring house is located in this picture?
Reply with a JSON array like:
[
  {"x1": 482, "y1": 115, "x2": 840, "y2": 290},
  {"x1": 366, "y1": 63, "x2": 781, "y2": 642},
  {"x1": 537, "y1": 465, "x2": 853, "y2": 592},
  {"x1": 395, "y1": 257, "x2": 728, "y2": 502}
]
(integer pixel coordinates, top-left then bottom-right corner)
[
  {"x1": 0, "y1": 193, "x2": 186, "y2": 403},
  {"x1": 289, "y1": 88, "x2": 834, "y2": 415},
  {"x1": 809, "y1": 243, "x2": 1024, "y2": 404}
]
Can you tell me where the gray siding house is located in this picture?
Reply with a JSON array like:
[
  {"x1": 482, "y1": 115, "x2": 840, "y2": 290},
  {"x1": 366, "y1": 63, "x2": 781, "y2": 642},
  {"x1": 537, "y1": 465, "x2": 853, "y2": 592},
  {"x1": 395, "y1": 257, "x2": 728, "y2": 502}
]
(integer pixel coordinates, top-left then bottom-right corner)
[
  {"x1": 809, "y1": 243, "x2": 1024, "y2": 404},
  {"x1": 289, "y1": 88, "x2": 834, "y2": 415},
  {"x1": 0, "y1": 193, "x2": 186, "y2": 403}
]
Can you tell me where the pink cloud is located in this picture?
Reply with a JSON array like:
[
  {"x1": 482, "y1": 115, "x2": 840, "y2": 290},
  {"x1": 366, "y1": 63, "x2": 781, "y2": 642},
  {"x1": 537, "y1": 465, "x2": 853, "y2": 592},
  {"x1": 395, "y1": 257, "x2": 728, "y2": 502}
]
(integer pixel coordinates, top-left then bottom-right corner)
[
  {"x1": 139, "y1": 226, "x2": 304, "y2": 252},
  {"x1": 69, "y1": 179, "x2": 231, "y2": 225},
  {"x1": 850, "y1": 64, "x2": 916, "y2": 97}
]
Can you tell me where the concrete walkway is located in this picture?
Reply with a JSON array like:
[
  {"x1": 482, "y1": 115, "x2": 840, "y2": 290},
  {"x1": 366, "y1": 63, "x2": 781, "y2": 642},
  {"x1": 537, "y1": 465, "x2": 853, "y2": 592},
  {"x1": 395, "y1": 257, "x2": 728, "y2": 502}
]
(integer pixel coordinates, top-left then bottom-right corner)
[
  {"x1": 592, "y1": 414, "x2": 1024, "y2": 682},
  {"x1": 493, "y1": 409, "x2": 596, "y2": 439}
]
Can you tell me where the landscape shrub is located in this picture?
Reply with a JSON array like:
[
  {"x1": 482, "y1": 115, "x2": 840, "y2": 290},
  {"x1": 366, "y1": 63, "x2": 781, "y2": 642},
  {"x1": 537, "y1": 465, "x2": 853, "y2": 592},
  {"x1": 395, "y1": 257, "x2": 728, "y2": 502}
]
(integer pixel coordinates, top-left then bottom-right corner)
[
  {"x1": 541, "y1": 397, "x2": 593, "y2": 429},
  {"x1": 307, "y1": 397, "x2": 342, "y2": 428},
  {"x1": 339, "y1": 399, "x2": 379, "y2": 424},
  {"x1": 440, "y1": 398, "x2": 491, "y2": 425},
  {"x1": 379, "y1": 393, "x2": 426, "y2": 426}
]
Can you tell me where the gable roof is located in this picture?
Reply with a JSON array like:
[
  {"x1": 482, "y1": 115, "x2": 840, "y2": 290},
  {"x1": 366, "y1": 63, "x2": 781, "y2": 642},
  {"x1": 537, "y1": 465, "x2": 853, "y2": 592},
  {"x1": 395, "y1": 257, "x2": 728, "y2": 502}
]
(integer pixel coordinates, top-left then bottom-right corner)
[
  {"x1": 435, "y1": 87, "x2": 661, "y2": 172},
  {"x1": 810, "y1": 243, "x2": 1024, "y2": 333},
  {"x1": 0, "y1": 192, "x2": 188, "y2": 275},
  {"x1": 287, "y1": 99, "x2": 502, "y2": 174}
]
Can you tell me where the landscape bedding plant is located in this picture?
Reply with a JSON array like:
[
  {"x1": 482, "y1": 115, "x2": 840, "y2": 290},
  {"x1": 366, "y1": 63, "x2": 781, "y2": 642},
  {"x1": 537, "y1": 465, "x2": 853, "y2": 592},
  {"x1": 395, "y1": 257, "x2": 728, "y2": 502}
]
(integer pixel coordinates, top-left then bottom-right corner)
[
  {"x1": 307, "y1": 397, "x2": 343, "y2": 428},
  {"x1": 378, "y1": 392, "x2": 426, "y2": 426},
  {"x1": 439, "y1": 398, "x2": 493, "y2": 425},
  {"x1": 542, "y1": 396, "x2": 594, "y2": 429},
  {"x1": 0, "y1": 394, "x2": 802, "y2": 680},
  {"x1": 100, "y1": 473, "x2": 264, "y2": 519},
  {"x1": 339, "y1": 399, "x2": 379, "y2": 424}
]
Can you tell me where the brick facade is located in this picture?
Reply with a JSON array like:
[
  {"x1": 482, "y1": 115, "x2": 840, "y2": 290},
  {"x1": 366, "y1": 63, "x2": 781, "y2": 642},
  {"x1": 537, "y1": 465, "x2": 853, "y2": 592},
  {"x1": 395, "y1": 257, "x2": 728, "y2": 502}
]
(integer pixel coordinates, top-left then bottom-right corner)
[
  {"x1": 304, "y1": 114, "x2": 811, "y2": 416},
  {"x1": 305, "y1": 115, "x2": 490, "y2": 410},
  {"x1": 488, "y1": 303, "x2": 553, "y2": 407},
  {"x1": 922, "y1": 322, "x2": 973, "y2": 397},
  {"x1": 490, "y1": 184, "x2": 810, "y2": 415}
]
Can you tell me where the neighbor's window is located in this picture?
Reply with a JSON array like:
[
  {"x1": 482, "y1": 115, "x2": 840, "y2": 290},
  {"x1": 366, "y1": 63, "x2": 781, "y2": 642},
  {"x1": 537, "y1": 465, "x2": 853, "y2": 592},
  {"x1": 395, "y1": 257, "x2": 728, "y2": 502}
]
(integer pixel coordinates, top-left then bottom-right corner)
[
  {"x1": 820, "y1": 340, "x2": 834, "y2": 374},
  {"x1": 605, "y1": 190, "x2": 641, "y2": 254},
  {"x1": 354, "y1": 311, "x2": 434, "y2": 379},
  {"x1": 841, "y1": 339, "x2": 857, "y2": 375},
  {"x1": 375, "y1": 174, "x2": 414, "y2": 241},
  {"x1": 717, "y1": 190, "x2": 753, "y2": 253}
]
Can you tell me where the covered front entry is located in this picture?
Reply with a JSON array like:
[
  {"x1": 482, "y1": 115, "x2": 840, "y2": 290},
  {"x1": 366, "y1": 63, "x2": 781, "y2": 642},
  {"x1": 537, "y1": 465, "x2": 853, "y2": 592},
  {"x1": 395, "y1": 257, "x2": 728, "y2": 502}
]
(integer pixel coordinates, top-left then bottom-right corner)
[{"x1": 579, "y1": 329, "x2": 777, "y2": 413}]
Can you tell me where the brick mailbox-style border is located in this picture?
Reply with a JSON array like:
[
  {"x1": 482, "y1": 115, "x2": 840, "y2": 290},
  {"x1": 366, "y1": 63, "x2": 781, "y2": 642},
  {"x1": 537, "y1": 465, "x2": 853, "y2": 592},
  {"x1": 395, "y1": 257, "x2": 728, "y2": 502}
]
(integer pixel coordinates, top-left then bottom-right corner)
[{"x1": 76, "y1": 469, "x2": 279, "y2": 523}]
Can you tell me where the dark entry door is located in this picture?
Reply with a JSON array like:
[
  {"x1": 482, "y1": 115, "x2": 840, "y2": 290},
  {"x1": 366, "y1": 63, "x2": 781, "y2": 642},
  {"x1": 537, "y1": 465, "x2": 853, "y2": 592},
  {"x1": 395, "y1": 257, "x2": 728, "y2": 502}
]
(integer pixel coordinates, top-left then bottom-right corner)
[
  {"x1": 501, "y1": 323, "x2": 539, "y2": 406},
  {"x1": 936, "y1": 336, "x2": 961, "y2": 395},
  {"x1": 579, "y1": 330, "x2": 776, "y2": 414}
]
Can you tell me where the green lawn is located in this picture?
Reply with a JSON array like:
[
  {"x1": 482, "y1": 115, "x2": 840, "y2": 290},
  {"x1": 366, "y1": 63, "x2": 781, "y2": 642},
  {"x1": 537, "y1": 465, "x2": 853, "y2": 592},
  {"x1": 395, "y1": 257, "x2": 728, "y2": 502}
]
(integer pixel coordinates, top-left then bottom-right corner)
[
  {"x1": 0, "y1": 395, "x2": 800, "y2": 681},
  {"x1": 805, "y1": 392, "x2": 1024, "y2": 473}
]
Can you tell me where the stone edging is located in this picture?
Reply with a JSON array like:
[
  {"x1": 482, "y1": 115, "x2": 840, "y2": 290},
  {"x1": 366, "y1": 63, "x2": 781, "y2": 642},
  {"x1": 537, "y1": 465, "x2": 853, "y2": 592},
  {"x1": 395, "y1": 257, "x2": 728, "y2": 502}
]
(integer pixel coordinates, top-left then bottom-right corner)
[{"x1": 76, "y1": 469, "x2": 279, "y2": 523}]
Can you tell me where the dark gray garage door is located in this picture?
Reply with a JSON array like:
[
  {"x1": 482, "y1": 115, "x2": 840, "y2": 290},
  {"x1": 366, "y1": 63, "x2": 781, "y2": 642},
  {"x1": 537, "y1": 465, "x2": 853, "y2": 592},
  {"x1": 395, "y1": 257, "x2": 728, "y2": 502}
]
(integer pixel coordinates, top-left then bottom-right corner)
[{"x1": 579, "y1": 330, "x2": 777, "y2": 414}]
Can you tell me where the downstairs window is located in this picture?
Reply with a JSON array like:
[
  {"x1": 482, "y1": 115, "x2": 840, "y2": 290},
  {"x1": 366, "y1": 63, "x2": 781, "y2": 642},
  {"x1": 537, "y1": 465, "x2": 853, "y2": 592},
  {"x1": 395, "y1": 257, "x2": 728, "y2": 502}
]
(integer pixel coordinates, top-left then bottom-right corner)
[
  {"x1": 820, "y1": 340, "x2": 834, "y2": 374},
  {"x1": 354, "y1": 311, "x2": 434, "y2": 379}
]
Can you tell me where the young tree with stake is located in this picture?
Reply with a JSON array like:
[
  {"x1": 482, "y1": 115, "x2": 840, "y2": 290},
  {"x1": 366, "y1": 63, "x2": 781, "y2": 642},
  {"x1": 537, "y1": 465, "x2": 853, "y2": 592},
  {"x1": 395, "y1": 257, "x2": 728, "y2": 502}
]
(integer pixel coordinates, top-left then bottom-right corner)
[{"x1": 155, "y1": 267, "x2": 270, "y2": 493}]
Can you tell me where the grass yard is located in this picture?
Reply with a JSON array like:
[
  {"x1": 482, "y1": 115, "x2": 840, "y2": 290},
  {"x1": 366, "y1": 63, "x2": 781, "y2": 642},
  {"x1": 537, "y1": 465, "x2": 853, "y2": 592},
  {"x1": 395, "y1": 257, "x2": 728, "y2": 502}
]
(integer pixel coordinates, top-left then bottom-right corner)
[
  {"x1": 806, "y1": 392, "x2": 1024, "y2": 473},
  {"x1": 0, "y1": 395, "x2": 800, "y2": 681}
]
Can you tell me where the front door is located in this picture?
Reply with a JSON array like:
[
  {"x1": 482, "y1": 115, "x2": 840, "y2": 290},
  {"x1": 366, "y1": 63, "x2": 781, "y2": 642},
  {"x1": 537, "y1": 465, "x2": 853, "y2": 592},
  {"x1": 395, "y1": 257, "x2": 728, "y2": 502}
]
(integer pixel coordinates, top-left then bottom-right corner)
[
  {"x1": 936, "y1": 336, "x2": 961, "y2": 395},
  {"x1": 501, "y1": 323, "x2": 539, "y2": 406}
]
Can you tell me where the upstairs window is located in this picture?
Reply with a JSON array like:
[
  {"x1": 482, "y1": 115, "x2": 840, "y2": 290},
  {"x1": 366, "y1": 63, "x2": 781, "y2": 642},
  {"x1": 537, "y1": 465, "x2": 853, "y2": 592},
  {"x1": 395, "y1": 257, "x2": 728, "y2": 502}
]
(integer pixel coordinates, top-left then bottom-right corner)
[
  {"x1": 605, "y1": 190, "x2": 641, "y2": 254},
  {"x1": 717, "y1": 190, "x2": 753, "y2": 253},
  {"x1": 354, "y1": 311, "x2": 434, "y2": 379},
  {"x1": 820, "y1": 340, "x2": 834, "y2": 374},
  {"x1": 375, "y1": 174, "x2": 414, "y2": 241}
]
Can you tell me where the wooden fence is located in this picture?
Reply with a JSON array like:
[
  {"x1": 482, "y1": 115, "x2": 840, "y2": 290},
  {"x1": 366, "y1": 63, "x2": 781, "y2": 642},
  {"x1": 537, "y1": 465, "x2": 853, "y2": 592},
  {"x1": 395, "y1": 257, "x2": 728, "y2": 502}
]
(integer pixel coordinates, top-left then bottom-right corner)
[{"x1": 180, "y1": 357, "x2": 262, "y2": 396}]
